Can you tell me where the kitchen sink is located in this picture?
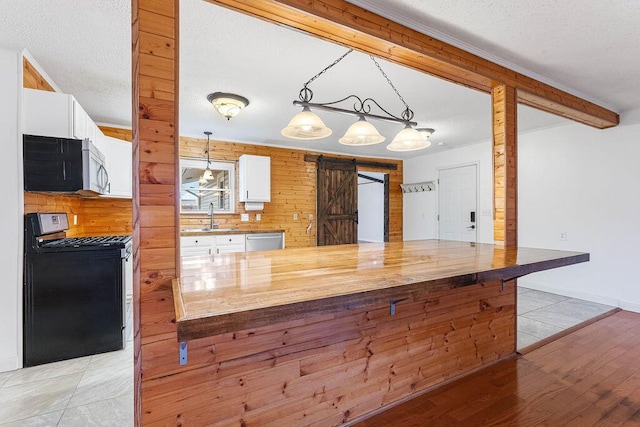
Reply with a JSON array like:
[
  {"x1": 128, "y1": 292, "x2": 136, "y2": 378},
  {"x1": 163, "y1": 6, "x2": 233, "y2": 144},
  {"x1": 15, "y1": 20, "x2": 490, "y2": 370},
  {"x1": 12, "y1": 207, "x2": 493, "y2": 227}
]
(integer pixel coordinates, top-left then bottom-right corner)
[{"x1": 181, "y1": 228, "x2": 239, "y2": 232}]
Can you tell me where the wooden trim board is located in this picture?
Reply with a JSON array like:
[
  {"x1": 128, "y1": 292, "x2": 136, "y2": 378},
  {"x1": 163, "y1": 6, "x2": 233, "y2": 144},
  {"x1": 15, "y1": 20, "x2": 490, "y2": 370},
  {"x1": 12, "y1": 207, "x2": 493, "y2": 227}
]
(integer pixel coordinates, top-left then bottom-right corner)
[{"x1": 207, "y1": 0, "x2": 618, "y2": 129}]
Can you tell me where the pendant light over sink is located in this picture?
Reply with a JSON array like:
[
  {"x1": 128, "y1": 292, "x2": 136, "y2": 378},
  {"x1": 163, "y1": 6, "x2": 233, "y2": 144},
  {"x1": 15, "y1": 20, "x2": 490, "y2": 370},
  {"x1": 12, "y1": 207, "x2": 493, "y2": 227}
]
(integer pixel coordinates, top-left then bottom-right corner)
[
  {"x1": 281, "y1": 49, "x2": 433, "y2": 152},
  {"x1": 199, "y1": 131, "x2": 214, "y2": 184}
]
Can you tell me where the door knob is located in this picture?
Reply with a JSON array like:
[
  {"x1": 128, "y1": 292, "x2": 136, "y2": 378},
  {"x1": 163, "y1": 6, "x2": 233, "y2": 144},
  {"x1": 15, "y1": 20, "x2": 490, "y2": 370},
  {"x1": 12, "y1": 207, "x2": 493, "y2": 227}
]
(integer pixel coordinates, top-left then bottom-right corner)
[{"x1": 467, "y1": 225, "x2": 476, "y2": 230}]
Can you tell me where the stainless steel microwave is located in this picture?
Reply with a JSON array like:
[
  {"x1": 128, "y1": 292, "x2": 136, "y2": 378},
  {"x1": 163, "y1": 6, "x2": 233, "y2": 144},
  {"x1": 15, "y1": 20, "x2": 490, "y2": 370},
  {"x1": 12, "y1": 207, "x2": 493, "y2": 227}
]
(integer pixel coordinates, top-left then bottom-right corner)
[{"x1": 23, "y1": 134, "x2": 109, "y2": 195}]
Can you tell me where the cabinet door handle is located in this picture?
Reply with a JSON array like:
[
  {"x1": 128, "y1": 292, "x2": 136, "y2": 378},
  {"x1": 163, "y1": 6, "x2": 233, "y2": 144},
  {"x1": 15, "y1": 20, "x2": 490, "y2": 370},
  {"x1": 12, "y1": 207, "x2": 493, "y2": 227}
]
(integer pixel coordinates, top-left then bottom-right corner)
[{"x1": 246, "y1": 190, "x2": 249, "y2": 199}]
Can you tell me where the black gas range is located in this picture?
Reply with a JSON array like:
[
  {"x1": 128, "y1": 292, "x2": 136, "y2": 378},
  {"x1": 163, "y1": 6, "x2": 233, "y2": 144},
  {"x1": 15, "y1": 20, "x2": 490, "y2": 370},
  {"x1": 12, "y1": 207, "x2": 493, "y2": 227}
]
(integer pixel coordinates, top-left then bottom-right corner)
[
  {"x1": 26, "y1": 213, "x2": 131, "y2": 253},
  {"x1": 23, "y1": 212, "x2": 132, "y2": 367}
]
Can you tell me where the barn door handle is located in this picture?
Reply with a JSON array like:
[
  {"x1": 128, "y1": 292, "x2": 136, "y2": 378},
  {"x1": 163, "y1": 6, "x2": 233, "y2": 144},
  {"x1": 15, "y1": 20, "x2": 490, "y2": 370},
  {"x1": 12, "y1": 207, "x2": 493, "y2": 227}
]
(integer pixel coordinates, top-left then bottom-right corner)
[{"x1": 354, "y1": 210, "x2": 359, "y2": 224}]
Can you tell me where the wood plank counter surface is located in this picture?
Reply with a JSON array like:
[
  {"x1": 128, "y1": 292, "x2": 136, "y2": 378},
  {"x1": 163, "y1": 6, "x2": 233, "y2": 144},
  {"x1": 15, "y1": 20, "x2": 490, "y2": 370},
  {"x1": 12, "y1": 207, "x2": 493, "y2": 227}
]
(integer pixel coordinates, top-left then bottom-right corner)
[{"x1": 173, "y1": 240, "x2": 588, "y2": 341}]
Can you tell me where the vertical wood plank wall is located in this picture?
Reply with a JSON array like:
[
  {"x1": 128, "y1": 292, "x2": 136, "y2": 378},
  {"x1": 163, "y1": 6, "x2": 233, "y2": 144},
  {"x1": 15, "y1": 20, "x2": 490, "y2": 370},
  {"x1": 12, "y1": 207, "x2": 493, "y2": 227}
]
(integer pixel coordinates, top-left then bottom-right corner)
[
  {"x1": 180, "y1": 137, "x2": 403, "y2": 247},
  {"x1": 491, "y1": 84, "x2": 518, "y2": 246},
  {"x1": 22, "y1": 57, "x2": 54, "y2": 92},
  {"x1": 143, "y1": 281, "x2": 515, "y2": 425},
  {"x1": 133, "y1": 0, "x2": 180, "y2": 424}
]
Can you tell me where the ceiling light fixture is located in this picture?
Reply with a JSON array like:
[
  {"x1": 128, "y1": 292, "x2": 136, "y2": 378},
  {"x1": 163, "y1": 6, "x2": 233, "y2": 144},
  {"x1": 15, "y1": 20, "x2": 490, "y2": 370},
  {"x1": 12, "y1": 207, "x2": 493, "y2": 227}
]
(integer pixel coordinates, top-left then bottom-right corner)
[
  {"x1": 207, "y1": 92, "x2": 249, "y2": 120},
  {"x1": 199, "y1": 131, "x2": 214, "y2": 184},
  {"x1": 281, "y1": 49, "x2": 432, "y2": 151}
]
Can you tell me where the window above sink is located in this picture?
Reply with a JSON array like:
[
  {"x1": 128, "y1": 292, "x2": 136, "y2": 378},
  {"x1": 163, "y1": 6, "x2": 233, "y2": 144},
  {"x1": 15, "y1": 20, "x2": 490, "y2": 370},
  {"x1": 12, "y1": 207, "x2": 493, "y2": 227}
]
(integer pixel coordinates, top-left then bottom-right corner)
[{"x1": 180, "y1": 158, "x2": 235, "y2": 214}]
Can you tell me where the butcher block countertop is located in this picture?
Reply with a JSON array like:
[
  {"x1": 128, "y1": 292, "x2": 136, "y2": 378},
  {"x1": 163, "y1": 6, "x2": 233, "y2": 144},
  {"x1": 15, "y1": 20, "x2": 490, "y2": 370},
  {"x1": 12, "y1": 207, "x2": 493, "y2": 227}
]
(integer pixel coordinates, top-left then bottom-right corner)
[{"x1": 172, "y1": 240, "x2": 589, "y2": 341}]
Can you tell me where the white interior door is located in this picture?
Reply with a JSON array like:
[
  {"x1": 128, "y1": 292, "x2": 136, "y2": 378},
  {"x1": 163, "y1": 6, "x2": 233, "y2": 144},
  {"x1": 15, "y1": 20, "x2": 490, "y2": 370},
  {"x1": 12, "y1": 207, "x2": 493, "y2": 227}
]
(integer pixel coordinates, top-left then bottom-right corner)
[{"x1": 439, "y1": 164, "x2": 477, "y2": 242}]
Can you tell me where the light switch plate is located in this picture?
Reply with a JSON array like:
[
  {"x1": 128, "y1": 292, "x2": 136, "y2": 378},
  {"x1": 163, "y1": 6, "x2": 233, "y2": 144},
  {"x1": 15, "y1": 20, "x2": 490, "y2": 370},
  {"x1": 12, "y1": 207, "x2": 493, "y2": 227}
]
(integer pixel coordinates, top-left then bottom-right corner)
[
  {"x1": 241, "y1": 214, "x2": 249, "y2": 222},
  {"x1": 256, "y1": 214, "x2": 261, "y2": 221}
]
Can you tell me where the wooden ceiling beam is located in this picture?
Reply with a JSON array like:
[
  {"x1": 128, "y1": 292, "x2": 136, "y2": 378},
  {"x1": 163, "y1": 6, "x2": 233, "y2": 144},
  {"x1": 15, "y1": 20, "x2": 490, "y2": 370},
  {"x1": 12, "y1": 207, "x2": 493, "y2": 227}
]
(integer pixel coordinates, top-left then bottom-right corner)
[{"x1": 206, "y1": 0, "x2": 619, "y2": 129}]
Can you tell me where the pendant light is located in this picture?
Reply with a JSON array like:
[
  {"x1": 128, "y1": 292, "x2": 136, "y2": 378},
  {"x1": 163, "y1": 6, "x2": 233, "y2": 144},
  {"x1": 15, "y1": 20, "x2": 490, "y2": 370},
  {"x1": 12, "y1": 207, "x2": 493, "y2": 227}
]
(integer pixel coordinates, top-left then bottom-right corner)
[
  {"x1": 338, "y1": 116, "x2": 385, "y2": 146},
  {"x1": 386, "y1": 125, "x2": 431, "y2": 152},
  {"x1": 200, "y1": 131, "x2": 214, "y2": 182},
  {"x1": 281, "y1": 106, "x2": 332, "y2": 140},
  {"x1": 282, "y1": 49, "x2": 432, "y2": 152}
]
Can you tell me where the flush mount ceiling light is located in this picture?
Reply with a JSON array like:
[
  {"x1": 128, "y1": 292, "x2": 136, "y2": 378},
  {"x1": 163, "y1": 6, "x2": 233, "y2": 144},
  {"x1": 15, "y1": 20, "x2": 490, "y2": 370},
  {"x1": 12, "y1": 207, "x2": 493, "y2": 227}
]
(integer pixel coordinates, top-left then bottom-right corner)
[
  {"x1": 199, "y1": 131, "x2": 214, "y2": 184},
  {"x1": 281, "y1": 49, "x2": 432, "y2": 151},
  {"x1": 416, "y1": 128, "x2": 435, "y2": 140},
  {"x1": 207, "y1": 92, "x2": 249, "y2": 120}
]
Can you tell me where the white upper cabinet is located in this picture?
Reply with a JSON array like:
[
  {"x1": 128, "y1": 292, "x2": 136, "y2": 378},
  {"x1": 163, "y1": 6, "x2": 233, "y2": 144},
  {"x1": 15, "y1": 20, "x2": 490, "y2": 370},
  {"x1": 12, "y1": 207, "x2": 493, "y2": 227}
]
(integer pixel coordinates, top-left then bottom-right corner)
[
  {"x1": 98, "y1": 135, "x2": 132, "y2": 198},
  {"x1": 23, "y1": 88, "x2": 132, "y2": 198},
  {"x1": 23, "y1": 88, "x2": 75, "y2": 139},
  {"x1": 239, "y1": 154, "x2": 271, "y2": 202},
  {"x1": 23, "y1": 88, "x2": 99, "y2": 142}
]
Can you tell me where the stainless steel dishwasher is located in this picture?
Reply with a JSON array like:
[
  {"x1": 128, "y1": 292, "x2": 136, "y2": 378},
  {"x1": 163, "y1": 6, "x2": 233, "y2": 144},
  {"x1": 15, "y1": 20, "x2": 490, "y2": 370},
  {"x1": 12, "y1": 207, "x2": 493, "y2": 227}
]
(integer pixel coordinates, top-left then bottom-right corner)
[{"x1": 245, "y1": 233, "x2": 284, "y2": 252}]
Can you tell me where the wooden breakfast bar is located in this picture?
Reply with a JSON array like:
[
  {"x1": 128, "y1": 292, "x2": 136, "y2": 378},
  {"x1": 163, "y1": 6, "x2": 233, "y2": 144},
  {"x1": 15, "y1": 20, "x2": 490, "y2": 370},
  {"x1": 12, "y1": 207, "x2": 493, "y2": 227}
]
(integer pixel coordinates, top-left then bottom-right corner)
[{"x1": 163, "y1": 240, "x2": 588, "y2": 425}]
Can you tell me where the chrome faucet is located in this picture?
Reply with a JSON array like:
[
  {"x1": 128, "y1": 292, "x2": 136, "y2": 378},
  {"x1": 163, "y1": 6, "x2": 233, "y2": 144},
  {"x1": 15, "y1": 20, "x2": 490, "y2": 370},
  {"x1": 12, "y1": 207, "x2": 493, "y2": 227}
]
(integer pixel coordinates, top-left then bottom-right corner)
[{"x1": 208, "y1": 202, "x2": 218, "y2": 229}]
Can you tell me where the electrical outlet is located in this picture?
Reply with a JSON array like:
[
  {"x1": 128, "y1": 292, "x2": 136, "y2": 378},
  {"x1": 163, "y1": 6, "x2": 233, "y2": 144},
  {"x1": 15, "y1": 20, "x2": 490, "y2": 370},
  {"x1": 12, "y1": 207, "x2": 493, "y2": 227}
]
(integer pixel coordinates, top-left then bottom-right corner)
[
  {"x1": 256, "y1": 214, "x2": 261, "y2": 221},
  {"x1": 560, "y1": 232, "x2": 567, "y2": 241},
  {"x1": 293, "y1": 213, "x2": 299, "y2": 220},
  {"x1": 241, "y1": 214, "x2": 249, "y2": 222},
  {"x1": 73, "y1": 214, "x2": 78, "y2": 225}
]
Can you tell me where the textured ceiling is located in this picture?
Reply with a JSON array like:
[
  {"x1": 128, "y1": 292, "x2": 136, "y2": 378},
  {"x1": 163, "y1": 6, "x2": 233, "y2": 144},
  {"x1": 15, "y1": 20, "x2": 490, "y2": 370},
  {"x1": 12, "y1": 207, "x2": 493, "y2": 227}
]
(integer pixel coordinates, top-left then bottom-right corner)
[
  {"x1": 349, "y1": 0, "x2": 640, "y2": 113},
  {"x1": 3, "y1": 0, "x2": 634, "y2": 159}
]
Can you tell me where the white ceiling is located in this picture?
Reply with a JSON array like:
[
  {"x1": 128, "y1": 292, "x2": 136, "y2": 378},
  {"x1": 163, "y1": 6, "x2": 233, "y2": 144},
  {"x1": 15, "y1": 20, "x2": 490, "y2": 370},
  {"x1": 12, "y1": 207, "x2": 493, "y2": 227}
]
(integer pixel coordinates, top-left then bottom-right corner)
[{"x1": 2, "y1": 0, "x2": 636, "y2": 159}]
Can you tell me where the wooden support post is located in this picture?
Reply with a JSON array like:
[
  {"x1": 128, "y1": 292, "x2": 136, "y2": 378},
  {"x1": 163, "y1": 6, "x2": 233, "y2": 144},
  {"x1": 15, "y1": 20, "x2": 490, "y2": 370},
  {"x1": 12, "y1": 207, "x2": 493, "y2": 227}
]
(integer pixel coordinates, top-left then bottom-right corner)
[
  {"x1": 132, "y1": 0, "x2": 180, "y2": 424},
  {"x1": 492, "y1": 84, "x2": 517, "y2": 246}
]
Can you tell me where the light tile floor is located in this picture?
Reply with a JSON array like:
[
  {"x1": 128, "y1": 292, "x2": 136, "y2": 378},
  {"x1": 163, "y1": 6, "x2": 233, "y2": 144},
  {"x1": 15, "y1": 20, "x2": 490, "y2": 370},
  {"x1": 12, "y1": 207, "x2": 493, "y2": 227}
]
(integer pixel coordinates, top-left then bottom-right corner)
[
  {"x1": 0, "y1": 291, "x2": 615, "y2": 424},
  {"x1": 517, "y1": 286, "x2": 615, "y2": 349},
  {"x1": 0, "y1": 305, "x2": 134, "y2": 426}
]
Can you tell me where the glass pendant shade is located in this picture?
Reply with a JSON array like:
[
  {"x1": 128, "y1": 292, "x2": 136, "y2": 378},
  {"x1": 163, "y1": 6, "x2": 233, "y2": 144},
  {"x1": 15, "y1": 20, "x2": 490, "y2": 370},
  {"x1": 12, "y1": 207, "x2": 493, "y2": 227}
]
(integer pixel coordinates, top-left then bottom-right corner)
[
  {"x1": 338, "y1": 117, "x2": 385, "y2": 146},
  {"x1": 201, "y1": 168, "x2": 214, "y2": 182},
  {"x1": 386, "y1": 126, "x2": 431, "y2": 152},
  {"x1": 281, "y1": 107, "x2": 332, "y2": 140}
]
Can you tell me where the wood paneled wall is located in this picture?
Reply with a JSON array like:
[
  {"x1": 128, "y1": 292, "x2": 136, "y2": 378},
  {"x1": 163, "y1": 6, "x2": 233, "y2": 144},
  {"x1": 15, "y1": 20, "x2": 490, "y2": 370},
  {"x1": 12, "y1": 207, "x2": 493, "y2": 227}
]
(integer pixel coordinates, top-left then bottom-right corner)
[
  {"x1": 23, "y1": 194, "x2": 132, "y2": 237},
  {"x1": 180, "y1": 137, "x2": 403, "y2": 247},
  {"x1": 142, "y1": 280, "x2": 515, "y2": 425},
  {"x1": 22, "y1": 57, "x2": 54, "y2": 92},
  {"x1": 100, "y1": 125, "x2": 133, "y2": 142},
  {"x1": 23, "y1": 193, "x2": 84, "y2": 237},
  {"x1": 133, "y1": 0, "x2": 180, "y2": 425}
]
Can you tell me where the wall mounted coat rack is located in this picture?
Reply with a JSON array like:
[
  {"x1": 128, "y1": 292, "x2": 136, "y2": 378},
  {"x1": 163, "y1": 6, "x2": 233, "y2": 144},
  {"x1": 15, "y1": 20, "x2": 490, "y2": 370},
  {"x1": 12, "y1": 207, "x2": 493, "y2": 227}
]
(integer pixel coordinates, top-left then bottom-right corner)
[{"x1": 400, "y1": 181, "x2": 435, "y2": 193}]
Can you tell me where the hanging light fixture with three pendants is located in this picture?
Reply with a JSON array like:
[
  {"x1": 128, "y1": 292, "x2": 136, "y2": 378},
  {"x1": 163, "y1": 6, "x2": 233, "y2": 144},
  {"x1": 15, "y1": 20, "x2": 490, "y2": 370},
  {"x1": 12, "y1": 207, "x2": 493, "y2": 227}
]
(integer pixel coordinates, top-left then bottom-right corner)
[{"x1": 281, "y1": 49, "x2": 433, "y2": 152}]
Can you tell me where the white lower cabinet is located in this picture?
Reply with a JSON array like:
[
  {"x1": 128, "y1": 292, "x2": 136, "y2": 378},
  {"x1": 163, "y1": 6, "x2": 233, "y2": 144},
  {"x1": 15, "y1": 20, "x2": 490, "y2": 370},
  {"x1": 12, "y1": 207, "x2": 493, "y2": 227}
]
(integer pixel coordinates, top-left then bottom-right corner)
[
  {"x1": 214, "y1": 234, "x2": 245, "y2": 254},
  {"x1": 180, "y1": 234, "x2": 245, "y2": 256},
  {"x1": 180, "y1": 236, "x2": 215, "y2": 256}
]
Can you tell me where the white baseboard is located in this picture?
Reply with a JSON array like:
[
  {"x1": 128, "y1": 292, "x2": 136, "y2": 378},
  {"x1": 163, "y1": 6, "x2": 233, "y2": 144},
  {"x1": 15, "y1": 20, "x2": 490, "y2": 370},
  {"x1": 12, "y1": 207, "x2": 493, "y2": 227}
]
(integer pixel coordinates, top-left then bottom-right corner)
[
  {"x1": 620, "y1": 301, "x2": 640, "y2": 313},
  {"x1": 518, "y1": 279, "x2": 634, "y2": 310},
  {"x1": 0, "y1": 356, "x2": 19, "y2": 373}
]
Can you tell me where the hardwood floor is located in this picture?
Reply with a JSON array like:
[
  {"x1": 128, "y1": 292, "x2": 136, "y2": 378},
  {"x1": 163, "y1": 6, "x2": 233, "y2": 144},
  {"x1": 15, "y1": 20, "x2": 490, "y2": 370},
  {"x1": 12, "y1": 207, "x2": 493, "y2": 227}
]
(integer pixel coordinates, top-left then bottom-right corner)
[{"x1": 354, "y1": 310, "x2": 640, "y2": 427}]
